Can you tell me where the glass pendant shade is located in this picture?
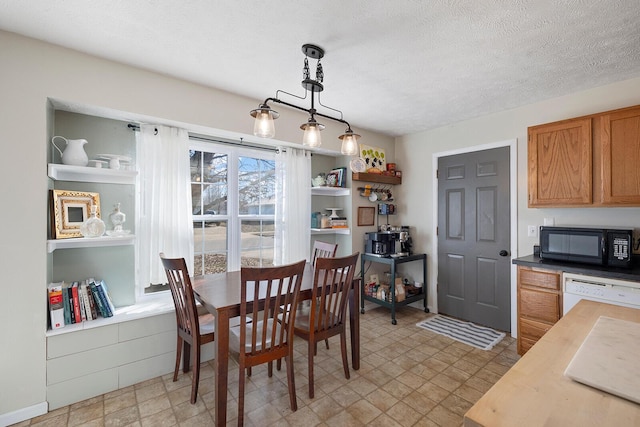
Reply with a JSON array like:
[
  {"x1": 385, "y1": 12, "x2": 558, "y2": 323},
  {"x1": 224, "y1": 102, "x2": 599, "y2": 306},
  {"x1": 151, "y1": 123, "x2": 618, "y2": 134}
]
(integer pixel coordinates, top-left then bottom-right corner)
[
  {"x1": 301, "y1": 119, "x2": 324, "y2": 148},
  {"x1": 339, "y1": 129, "x2": 360, "y2": 155},
  {"x1": 250, "y1": 105, "x2": 279, "y2": 138}
]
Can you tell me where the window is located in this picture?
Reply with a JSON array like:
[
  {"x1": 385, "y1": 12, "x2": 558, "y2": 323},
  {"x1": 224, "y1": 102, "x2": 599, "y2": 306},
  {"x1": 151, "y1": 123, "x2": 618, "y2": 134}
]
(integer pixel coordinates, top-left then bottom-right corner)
[{"x1": 190, "y1": 140, "x2": 276, "y2": 274}]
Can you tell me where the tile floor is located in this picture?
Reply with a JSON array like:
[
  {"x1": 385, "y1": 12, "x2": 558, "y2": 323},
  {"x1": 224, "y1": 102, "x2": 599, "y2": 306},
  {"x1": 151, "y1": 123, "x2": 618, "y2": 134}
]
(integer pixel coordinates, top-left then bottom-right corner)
[{"x1": 15, "y1": 304, "x2": 518, "y2": 426}]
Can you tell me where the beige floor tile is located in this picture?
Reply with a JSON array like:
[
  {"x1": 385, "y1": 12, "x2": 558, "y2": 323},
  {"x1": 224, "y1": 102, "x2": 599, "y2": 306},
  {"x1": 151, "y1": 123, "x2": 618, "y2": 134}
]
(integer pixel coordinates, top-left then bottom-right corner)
[
  {"x1": 67, "y1": 401, "x2": 104, "y2": 427},
  {"x1": 104, "y1": 405, "x2": 139, "y2": 427}
]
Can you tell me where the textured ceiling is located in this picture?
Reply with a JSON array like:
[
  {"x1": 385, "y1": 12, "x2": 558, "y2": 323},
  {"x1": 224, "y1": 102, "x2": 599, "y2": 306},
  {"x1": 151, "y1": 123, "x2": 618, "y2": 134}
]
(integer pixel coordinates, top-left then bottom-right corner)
[{"x1": 1, "y1": 1, "x2": 640, "y2": 137}]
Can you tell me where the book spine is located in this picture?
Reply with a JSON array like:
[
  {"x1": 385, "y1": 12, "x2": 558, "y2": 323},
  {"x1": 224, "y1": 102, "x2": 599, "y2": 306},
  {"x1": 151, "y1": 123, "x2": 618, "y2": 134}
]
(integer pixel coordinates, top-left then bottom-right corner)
[
  {"x1": 89, "y1": 282, "x2": 106, "y2": 317},
  {"x1": 78, "y1": 282, "x2": 86, "y2": 321},
  {"x1": 86, "y1": 283, "x2": 98, "y2": 319},
  {"x1": 95, "y1": 281, "x2": 113, "y2": 317},
  {"x1": 80, "y1": 282, "x2": 93, "y2": 321},
  {"x1": 71, "y1": 282, "x2": 82, "y2": 323},
  {"x1": 48, "y1": 283, "x2": 65, "y2": 330},
  {"x1": 100, "y1": 280, "x2": 116, "y2": 316},
  {"x1": 62, "y1": 285, "x2": 71, "y2": 325},
  {"x1": 68, "y1": 287, "x2": 75, "y2": 324}
]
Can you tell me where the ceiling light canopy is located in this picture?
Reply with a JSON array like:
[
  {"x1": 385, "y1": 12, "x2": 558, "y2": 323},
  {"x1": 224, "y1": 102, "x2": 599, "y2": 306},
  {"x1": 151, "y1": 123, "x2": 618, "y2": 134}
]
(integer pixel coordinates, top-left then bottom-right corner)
[{"x1": 250, "y1": 43, "x2": 360, "y2": 155}]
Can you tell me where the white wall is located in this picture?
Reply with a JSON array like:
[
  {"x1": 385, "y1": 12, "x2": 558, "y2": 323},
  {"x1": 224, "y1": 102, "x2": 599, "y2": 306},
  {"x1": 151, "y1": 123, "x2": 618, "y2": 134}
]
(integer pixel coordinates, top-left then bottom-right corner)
[
  {"x1": 395, "y1": 76, "x2": 640, "y2": 318},
  {"x1": 0, "y1": 30, "x2": 394, "y2": 420}
]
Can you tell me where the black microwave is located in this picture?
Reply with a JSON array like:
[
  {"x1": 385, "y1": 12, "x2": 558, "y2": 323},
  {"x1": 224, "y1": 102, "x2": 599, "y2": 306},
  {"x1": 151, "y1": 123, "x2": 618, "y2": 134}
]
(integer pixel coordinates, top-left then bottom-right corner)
[{"x1": 539, "y1": 226, "x2": 634, "y2": 268}]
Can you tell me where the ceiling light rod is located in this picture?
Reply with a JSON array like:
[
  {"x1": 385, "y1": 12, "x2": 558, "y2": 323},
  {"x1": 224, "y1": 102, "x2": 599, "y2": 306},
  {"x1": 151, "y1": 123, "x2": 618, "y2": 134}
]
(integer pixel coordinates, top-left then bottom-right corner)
[{"x1": 250, "y1": 43, "x2": 360, "y2": 155}]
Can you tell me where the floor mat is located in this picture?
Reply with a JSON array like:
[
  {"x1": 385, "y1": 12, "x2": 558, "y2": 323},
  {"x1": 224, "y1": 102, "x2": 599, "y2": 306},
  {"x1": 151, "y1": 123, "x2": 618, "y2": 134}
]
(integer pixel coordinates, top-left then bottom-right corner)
[{"x1": 416, "y1": 314, "x2": 505, "y2": 350}]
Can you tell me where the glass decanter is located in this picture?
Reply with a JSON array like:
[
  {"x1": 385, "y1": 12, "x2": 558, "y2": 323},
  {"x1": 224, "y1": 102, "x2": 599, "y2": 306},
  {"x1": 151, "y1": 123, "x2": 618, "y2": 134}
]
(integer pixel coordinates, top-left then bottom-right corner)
[{"x1": 80, "y1": 205, "x2": 105, "y2": 238}]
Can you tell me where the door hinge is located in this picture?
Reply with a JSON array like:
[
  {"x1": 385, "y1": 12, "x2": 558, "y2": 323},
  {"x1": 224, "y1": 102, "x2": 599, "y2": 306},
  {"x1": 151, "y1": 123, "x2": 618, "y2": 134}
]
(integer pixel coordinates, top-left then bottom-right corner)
[
  {"x1": 436, "y1": 169, "x2": 439, "y2": 179},
  {"x1": 436, "y1": 226, "x2": 439, "y2": 236}
]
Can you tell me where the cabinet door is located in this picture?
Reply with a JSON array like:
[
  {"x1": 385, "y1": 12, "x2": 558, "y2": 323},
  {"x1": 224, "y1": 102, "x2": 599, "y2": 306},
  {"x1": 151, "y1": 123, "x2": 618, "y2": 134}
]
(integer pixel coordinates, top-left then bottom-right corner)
[
  {"x1": 600, "y1": 106, "x2": 640, "y2": 205},
  {"x1": 528, "y1": 118, "x2": 592, "y2": 207}
]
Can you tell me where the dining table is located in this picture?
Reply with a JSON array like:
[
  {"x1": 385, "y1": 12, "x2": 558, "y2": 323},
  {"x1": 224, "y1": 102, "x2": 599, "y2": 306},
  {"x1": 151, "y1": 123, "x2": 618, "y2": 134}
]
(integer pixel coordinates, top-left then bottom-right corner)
[{"x1": 192, "y1": 262, "x2": 360, "y2": 426}]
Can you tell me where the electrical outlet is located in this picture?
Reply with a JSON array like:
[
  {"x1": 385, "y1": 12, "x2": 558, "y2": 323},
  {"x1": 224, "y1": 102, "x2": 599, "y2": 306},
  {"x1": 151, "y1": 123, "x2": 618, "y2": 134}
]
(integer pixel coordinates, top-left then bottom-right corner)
[{"x1": 527, "y1": 225, "x2": 537, "y2": 237}]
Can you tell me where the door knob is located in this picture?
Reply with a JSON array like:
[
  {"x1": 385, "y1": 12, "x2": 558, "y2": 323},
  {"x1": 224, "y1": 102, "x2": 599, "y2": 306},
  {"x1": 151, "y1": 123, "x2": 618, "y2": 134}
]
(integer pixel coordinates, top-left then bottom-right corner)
[{"x1": 499, "y1": 250, "x2": 509, "y2": 257}]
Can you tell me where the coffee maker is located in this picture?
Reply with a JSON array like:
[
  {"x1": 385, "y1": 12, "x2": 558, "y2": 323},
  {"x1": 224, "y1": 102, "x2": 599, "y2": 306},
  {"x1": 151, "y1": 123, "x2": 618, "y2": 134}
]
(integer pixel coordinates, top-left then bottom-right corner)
[
  {"x1": 365, "y1": 232, "x2": 395, "y2": 257},
  {"x1": 365, "y1": 226, "x2": 412, "y2": 257}
]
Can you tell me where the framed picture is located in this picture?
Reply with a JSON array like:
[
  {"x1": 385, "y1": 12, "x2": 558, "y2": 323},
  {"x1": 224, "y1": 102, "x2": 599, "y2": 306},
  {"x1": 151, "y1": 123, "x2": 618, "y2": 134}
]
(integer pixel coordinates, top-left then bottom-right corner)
[
  {"x1": 357, "y1": 206, "x2": 375, "y2": 226},
  {"x1": 359, "y1": 144, "x2": 386, "y2": 173},
  {"x1": 50, "y1": 190, "x2": 101, "y2": 239},
  {"x1": 326, "y1": 167, "x2": 347, "y2": 187}
]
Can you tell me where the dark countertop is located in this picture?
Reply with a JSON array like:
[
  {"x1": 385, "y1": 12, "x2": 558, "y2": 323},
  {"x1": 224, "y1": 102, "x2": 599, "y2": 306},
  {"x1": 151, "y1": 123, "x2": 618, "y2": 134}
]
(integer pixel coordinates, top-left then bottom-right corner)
[{"x1": 513, "y1": 254, "x2": 640, "y2": 282}]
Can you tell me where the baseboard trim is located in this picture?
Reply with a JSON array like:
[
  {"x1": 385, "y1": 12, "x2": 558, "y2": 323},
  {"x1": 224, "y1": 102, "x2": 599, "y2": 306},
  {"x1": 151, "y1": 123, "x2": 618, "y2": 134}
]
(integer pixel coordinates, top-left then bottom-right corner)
[{"x1": 0, "y1": 401, "x2": 47, "y2": 427}]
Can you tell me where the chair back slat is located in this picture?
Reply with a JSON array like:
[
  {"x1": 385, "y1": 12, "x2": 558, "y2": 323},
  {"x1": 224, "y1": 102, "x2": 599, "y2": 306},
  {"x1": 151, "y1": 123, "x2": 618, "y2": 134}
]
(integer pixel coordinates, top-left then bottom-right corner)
[
  {"x1": 161, "y1": 256, "x2": 199, "y2": 339},
  {"x1": 311, "y1": 253, "x2": 359, "y2": 334}
]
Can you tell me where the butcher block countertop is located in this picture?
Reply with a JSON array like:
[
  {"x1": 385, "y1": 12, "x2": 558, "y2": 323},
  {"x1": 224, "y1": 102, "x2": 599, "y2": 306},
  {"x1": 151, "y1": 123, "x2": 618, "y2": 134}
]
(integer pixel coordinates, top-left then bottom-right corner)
[{"x1": 464, "y1": 300, "x2": 640, "y2": 426}]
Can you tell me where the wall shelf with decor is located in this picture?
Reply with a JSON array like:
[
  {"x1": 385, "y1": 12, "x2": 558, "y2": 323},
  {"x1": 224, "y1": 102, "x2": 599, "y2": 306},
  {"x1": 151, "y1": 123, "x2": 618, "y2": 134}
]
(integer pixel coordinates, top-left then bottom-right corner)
[
  {"x1": 311, "y1": 228, "x2": 351, "y2": 235},
  {"x1": 47, "y1": 235, "x2": 135, "y2": 253},
  {"x1": 48, "y1": 163, "x2": 137, "y2": 184},
  {"x1": 352, "y1": 172, "x2": 401, "y2": 185},
  {"x1": 311, "y1": 186, "x2": 351, "y2": 197}
]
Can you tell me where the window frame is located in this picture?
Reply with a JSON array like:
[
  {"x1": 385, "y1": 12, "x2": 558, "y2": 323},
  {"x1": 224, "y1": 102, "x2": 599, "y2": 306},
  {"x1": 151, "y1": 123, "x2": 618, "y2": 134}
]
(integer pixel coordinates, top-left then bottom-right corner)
[{"x1": 190, "y1": 138, "x2": 276, "y2": 273}]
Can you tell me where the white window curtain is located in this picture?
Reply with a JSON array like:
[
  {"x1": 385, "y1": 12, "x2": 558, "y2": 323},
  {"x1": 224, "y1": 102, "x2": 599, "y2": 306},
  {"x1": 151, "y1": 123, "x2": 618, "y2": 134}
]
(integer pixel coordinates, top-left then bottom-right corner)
[
  {"x1": 136, "y1": 124, "x2": 194, "y2": 289},
  {"x1": 274, "y1": 147, "x2": 311, "y2": 265}
]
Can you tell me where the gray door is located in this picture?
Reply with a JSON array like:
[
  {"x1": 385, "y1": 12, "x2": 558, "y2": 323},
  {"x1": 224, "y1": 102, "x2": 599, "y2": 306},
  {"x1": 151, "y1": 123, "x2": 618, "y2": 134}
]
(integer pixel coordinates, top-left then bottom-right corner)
[{"x1": 437, "y1": 146, "x2": 511, "y2": 332}]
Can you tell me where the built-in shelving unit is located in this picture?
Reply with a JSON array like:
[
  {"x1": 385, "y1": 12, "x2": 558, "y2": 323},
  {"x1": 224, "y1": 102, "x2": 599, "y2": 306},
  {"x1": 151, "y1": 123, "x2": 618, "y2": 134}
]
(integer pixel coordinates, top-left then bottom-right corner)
[
  {"x1": 47, "y1": 163, "x2": 138, "y2": 253},
  {"x1": 311, "y1": 185, "x2": 351, "y2": 235}
]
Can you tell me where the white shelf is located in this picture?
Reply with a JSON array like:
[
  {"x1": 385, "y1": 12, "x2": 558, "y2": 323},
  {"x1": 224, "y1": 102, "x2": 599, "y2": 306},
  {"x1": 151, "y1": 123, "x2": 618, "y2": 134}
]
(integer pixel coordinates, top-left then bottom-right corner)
[
  {"x1": 48, "y1": 163, "x2": 137, "y2": 184},
  {"x1": 311, "y1": 187, "x2": 350, "y2": 196},
  {"x1": 47, "y1": 235, "x2": 135, "y2": 253},
  {"x1": 311, "y1": 228, "x2": 351, "y2": 235}
]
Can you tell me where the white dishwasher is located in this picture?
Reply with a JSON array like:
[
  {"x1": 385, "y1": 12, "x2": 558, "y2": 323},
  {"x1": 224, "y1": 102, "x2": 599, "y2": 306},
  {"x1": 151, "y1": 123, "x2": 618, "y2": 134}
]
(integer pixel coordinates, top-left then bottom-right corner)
[{"x1": 563, "y1": 272, "x2": 640, "y2": 315}]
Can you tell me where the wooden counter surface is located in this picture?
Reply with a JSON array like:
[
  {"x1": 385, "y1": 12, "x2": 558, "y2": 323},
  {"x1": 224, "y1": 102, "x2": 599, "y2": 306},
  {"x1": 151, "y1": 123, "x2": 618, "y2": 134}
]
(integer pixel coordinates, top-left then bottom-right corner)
[{"x1": 464, "y1": 300, "x2": 640, "y2": 426}]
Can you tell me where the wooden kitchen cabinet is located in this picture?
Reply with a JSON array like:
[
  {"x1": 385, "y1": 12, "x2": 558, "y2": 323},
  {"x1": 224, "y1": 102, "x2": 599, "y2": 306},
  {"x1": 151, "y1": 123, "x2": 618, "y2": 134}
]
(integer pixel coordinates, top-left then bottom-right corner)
[
  {"x1": 598, "y1": 105, "x2": 640, "y2": 205},
  {"x1": 528, "y1": 118, "x2": 592, "y2": 207},
  {"x1": 517, "y1": 266, "x2": 562, "y2": 355},
  {"x1": 528, "y1": 104, "x2": 640, "y2": 208}
]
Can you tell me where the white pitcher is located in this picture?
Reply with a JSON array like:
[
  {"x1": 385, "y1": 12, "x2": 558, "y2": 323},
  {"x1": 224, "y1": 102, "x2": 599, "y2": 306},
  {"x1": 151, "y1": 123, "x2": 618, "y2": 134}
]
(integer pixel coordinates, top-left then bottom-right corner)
[{"x1": 51, "y1": 135, "x2": 89, "y2": 166}]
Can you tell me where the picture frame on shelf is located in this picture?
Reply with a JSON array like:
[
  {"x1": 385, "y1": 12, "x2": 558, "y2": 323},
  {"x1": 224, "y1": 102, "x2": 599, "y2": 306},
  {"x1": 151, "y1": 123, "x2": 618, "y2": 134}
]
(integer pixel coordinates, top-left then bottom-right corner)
[
  {"x1": 327, "y1": 167, "x2": 347, "y2": 187},
  {"x1": 357, "y1": 206, "x2": 375, "y2": 226},
  {"x1": 50, "y1": 189, "x2": 101, "y2": 239}
]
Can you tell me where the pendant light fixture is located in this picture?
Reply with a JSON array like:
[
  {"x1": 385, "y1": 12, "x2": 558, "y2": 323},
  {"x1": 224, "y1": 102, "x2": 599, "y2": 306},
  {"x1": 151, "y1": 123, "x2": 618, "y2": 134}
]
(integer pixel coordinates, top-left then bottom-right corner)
[{"x1": 250, "y1": 43, "x2": 361, "y2": 155}]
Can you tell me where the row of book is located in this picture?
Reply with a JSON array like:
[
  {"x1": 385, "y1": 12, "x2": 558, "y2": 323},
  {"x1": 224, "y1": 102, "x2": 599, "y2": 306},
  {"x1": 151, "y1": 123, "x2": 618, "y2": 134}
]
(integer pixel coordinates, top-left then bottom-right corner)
[{"x1": 47, "y1": 279, "x2": 116, "y2": 330}]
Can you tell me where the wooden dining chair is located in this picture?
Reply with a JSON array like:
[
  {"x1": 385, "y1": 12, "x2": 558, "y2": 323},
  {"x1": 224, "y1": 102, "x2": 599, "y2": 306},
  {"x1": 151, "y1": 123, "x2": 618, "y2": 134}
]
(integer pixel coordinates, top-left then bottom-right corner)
[
  {"x1": 311, "y1": 240, "x2": 338, "y2": 267},
  {"x1": 311, "y1": 240, "x2": 338, "y2": 350},
  {"x1": 292, "y1": 252, "x2": 359, "y2": 398},
  {"x1": 229, "y1": 259, "x2": 306, "y2": 426},
  {"x1": 160, "y1": 253, "x2": 214, "y2": 404}
]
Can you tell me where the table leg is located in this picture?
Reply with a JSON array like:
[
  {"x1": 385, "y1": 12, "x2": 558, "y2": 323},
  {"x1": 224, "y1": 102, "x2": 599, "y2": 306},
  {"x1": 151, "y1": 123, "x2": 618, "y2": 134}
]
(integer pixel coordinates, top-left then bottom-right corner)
[
  {"x1": 214, "y1": 309, "x2": 230, "y2": 426},
  {"x1": 423, "y1": 255, "x2": 429, "y2": 313},
  {"x1": 349, "y1": 280, "x2": 360, "y2": 370},
  {"x1": 360, "y1": 255, "x2": 365, "y2": 314},
  {"x1": 390, "y1": 261, "x2": 397, "y2": 325}
]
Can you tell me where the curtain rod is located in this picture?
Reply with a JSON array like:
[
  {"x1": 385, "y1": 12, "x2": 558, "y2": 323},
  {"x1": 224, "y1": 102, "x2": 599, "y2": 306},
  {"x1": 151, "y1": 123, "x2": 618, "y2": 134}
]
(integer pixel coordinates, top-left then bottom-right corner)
[{"x1": 127, "y1": 123, "x2": 285, "y2": 154}]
